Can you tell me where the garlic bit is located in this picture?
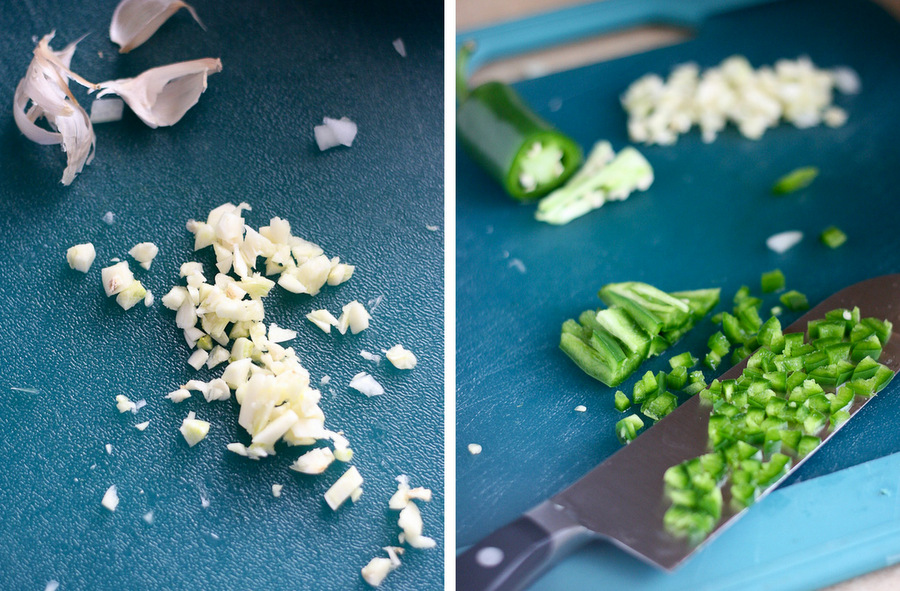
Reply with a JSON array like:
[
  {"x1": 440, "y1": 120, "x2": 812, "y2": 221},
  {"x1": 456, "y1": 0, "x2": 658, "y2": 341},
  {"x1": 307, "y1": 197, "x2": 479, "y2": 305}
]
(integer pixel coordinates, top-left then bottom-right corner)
[
  {"x1": 13, "y1": 33, "x2": 99, "y2": 186},
  {"x1": 96, "y1": 58, "x2": 223, "y2": 128},
  {"x1": 110, "y1": 0, "x2": 205, "y2": 53}
]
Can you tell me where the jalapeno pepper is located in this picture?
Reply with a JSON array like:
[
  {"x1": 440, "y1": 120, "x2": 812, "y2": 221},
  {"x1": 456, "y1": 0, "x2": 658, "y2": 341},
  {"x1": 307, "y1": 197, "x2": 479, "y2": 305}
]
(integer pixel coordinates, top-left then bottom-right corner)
[{"x1": 457, "y1": 42, "x2": 583, "y2": 200}]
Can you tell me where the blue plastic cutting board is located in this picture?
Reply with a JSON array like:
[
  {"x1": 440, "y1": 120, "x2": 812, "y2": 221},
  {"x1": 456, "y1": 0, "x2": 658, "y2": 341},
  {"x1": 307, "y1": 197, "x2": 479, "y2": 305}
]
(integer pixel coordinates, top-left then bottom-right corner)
[
  {"x1": 456, "y1": 0, "x2": 900, "y2": 588},
  {"x1": 0, "y1": 1, "x2": 443, "y2": 590}
]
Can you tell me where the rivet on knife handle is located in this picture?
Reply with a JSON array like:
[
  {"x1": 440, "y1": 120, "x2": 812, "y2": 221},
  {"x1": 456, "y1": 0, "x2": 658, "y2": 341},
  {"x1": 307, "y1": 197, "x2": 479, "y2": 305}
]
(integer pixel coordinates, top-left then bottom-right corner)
[{"x1": 457, "y1": 501, "x2": 592, "y2": 591}]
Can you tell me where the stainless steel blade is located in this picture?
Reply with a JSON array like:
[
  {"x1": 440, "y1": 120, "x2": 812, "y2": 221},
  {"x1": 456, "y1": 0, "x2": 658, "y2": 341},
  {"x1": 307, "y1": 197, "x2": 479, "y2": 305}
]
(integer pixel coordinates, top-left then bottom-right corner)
[{"x1": 552, "y1": 274, "x2": 900, "y2": 571}]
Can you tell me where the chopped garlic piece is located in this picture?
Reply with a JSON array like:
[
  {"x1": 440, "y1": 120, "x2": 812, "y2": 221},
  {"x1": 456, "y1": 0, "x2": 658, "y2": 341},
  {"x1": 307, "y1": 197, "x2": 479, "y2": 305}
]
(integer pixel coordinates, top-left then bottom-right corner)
[
  {"x1": 385, "y1": 546, "x2": 404, "y2": 566},
  {"x1": 203, "y1": 378, "x2": 230, "y2": 402},
  {"x1": 183, "y1": 379, "x2": 208, "y2": 393},
  {"x1": 101, "y1": 485, "x2": 119, "y2": 511},
  {"x1": 206, "y1": 345, "x2": 230, "y2": 369},
  {"x1": 823, "y1": 106, "x2": 848, "y2": 128},
  {"x1": 110, "y1": 0, "x2": 205, "y2": 53},
  {"x1": 251, "y1": 409, "x2": 299, "y2": 446},
  {"x1": 389, "y1": 475, "x2": 433, "y2": 510},
  {"x1": 324, "y1": 466, "x2": 363, "y2": 510},
  {"x1": 360, "y1": 350, "x2": 381, "y2": 363},
  {"x1": 144, "y1": 290, "x2": 154, "y2": 306},
  {"x1": 67, "y1": 243, "x2": 96, "y2": 272},
  {"x1": 575, "y1": 405, "x2": 587, "y2": 412},
  {"x1": 325, "y1": 117, "x2": 357, "y2": 147},
  {"x1": 166, "y1": 388, "x2": 191, "y2": 403},
  {"x1": 307, "y1": 309, "x2": 339, "y2": 333},
  {"x1": 180, "y1": 261, "x2": 204, "y2": 278},
  {"x1": 333, "y1": 447, "x2": 354, "y2": 463},
  {"x1": 272, "y1": 484, "x2": 283, "y2": 498},
  {"x1": 362, "y1": 547, "x2": 404, "y2": 587},
  {"x1": 179, "y1": 411, "x2": 210, "y2": 446},
  {"x1": 392, "y1": 38, "x2": 407, "y2": 58},
  {"x1": 45, "y1": 580, "x2": 60, "y2": 591},
  {"x1": 468, "y1": 443, "x2": 482, "y2": 455},
  {"x1": 361, "y1": 557, "x2": 395, "y2": 587},
  {"x1": 327, "y1": 262, "x2": 355, "y2": 286},
  {"x1": 268, "y1": 323, "x2": 297, "y2": 343},
  {"x1": 115, "y1": 394, "x2": 136, "y2": 413},
  {"x1": 314, "y1": 117, "x2": 357, "y2": 150},
  {"x1": 116, "y1": 280, "x2": 147, "y2": 310},
  {"x1": 102, "y1": 261, "x2": 135, "y2": 296},
  {"x1": 350, "y1": 487, "x2": 363, "y2": 502},
  {"x1": 623, "y1": 55, "x2": 858, "y2": 145},
  {"x1": 349, "y1": 372, "x2": 384, "y2": 397},
  {"x1": 767, "y1": 230, "x2": 804, "y2": 254},
  {"x1": 187, "y1": 349, "x2": 209, "y2": 370},
  {"x1": 397, "y1": 502, "x2": 436, "y2": 549},
  {"x1": 143, "y1": 510, "x2": 154, "y2": 524},
  {"x1": 385, "y1": 344, "x2": 417, "y2": 370},
  {"x1": 90, "y1": 98, "x2": 125, "y2": 123},
  {"x1": 128, "y1": 242, "x2": 159, "y2": 269},
  {"x1": 226, "y1": 442, "x2": 270, "y2": 460},
  {"x1": 290, "y1": 447, "x2": 335, "y2": 474},
  {"x1": 135, "y1": 421, "x2": 150, "y2": 431},
  {"x1": 161, "y1": 286, "x2": 187, "y2": 310},
  {"x1": 339, "y1": 300, "x2": 371, "y2": 334},
  {"x1": 105, "y1": 443, "x2": 113, "y2": 455}
]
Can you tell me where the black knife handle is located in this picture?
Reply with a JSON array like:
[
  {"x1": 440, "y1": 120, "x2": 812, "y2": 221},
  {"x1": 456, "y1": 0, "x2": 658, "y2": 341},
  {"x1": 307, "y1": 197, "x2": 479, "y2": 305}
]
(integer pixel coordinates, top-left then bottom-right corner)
[{"x1": 457, "y1": 502, "x2": 593, "y2": 591}]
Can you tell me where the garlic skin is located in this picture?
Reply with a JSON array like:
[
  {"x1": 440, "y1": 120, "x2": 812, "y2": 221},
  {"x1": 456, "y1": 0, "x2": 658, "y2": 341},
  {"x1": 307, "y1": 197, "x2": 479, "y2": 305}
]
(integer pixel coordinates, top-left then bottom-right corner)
[
  {"x1": 110, "y1": 0, "x2": 205, "y2": 53},
  {"x1": 97, "y1": 58, "x2": 223, "y2": 128},
  {"x1": 13, "y1": 33, "x2": 98, "y2": 185}
]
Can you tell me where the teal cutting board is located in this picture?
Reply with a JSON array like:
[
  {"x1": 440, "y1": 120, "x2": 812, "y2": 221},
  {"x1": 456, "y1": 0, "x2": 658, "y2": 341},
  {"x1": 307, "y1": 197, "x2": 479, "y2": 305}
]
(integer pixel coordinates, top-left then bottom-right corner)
[
  {"x1": 0, "y1": 1, "x2": 443, "y2": 590},
  {"x1": 457, "y1": 0, "x2": 900, "y2": 588}
]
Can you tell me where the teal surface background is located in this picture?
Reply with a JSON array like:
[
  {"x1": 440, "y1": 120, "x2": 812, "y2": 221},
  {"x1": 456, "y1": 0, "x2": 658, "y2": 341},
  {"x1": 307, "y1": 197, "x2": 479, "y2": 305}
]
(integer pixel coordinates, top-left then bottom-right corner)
[
  {"x1": 457, "y1": 0, "x2": 900, "y2": 587},
  {"x1": 0, "y1": 1, "x2": 443, "y2": 590}
]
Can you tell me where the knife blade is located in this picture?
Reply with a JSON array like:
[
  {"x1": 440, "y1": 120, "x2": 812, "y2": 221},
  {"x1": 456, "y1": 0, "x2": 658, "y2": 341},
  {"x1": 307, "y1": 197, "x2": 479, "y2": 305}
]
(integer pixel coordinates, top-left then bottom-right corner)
[{"x1": 457, "y1": 274, "x2": 900, "y2": 591}]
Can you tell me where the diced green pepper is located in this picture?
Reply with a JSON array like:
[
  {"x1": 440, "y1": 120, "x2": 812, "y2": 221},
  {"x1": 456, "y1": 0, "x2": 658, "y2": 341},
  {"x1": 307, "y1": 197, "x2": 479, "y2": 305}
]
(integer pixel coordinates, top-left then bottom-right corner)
[
  {"x1": 615, "y1": 414, "x2": 644, "y2": 444},
  {"x1": 761, "y1": 269, "x2": 786, "y2": 293},
  {"x1": 780, "y1": 290, "x2": 809, "y2": 311},
  {"x1": 797, "y1": 435, "x2": 821, "y2": 458},
  {"x1": 642, "y1": 390, "x2": 678, "y2": 421},
  {"x1": 667, "y1": 366, "x2": 688, "y2": 390},
  {"x1": 614, "y1": 390, "x2": 631, "y2": 412},
  {"x1": 820, "y1": 226, "x2": 847, "y2": 249},
  {"x1": 772, "y1": 166, "x2": 818, "y2": 194},
  {"x1": 669, "y1": 351, "x2": 698, "y2": 370}
]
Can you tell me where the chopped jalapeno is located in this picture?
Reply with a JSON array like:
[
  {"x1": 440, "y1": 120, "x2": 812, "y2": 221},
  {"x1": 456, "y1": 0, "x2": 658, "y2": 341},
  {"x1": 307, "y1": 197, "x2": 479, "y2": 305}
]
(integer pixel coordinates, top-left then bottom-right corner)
[
  {"x1": 772, "y1": 166, "x2": 819, "y2": 194},
  {"x1": 820, "y1": 226, "x2": 847, "y2": 248}
]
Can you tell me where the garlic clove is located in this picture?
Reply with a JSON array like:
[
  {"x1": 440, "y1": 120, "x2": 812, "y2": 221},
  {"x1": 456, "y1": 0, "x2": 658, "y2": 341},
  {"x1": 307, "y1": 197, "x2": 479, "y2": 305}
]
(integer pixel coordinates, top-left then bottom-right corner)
[
  {"x1": 110, "y1": 0, "x2": 205, "y2": 53},
  {"x1": 97, "y1": 58, "x2": 222, "y2": 128}
]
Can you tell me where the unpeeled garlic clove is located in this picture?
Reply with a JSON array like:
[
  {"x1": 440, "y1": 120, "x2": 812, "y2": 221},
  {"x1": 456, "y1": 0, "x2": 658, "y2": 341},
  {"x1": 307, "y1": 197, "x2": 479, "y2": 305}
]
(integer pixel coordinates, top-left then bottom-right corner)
[
  {"x1": 96, "y1": 58, "x2": 222, "y2": 128},
  {"x1": 13, "y1": 33, "x2": 98, "y2": 185},
  {"x1": 110, "y1": 0, "x2": 205, "y2": 53}
]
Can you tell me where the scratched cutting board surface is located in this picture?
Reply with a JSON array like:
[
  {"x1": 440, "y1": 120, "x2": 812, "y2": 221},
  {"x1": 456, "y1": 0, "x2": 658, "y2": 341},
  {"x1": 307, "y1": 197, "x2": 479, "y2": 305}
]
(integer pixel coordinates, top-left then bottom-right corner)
[
  {"x1": 457, "y1": 0, "x2": 900, "y2": 588},
  {"x1": 0, "y1": 1, "x2": 443, "y2": 590}
]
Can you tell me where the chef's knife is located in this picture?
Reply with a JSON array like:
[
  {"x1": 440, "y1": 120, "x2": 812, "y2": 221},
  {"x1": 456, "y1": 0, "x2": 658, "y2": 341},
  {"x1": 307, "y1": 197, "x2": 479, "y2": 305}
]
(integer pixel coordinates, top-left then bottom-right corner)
[{"x1": 457, "y1": 274, "x2": 900, "y2": 591}]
